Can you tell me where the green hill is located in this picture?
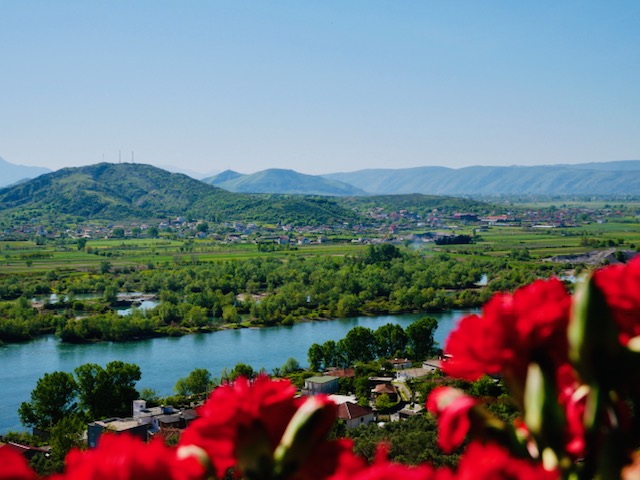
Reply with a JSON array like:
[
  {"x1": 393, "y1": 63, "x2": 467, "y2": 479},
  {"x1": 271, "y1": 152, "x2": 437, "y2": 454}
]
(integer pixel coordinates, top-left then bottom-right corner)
[
  {"x1": 204, "y1": 168, "x2": 368, "y2": 196},
  {"x1": 0, "y1": 163, "x2": 361, "y2": 225},
  {"x1": 340, "y1": 193, "x2": 487, "y2": 217}
]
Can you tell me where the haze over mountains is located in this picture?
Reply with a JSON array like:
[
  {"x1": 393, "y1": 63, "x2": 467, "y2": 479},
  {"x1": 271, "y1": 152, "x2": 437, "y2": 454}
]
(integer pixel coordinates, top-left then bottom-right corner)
[
  {"x1": 323, "y1": 161, "x2": 640, "y2": 196},
  {"x1": 0, "y1": 157, "x2": 50, "y2": 188},
  {"x1": 203, "y1": 160, "x2": 640, "y2": 196},
  {"x1": 1, "y1": 157, "x2": 639, "y2": 196}
]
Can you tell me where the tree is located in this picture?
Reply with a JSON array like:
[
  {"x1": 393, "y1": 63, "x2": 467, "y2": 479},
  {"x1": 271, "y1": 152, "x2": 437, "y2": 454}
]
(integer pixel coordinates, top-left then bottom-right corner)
[
  {"x1": 139, "y1": 388, "x2": 162, "y2": 407},
  {"x1": 374, "y1": 323, "x2": 408, "y2": 359},
  {"x1": 308, "y1": 343, "x2": 324, "y2": 372},
  {"x1": 112, "y1": 228, "x2": 125, "y2": 238},
  {"x1": 48, "y1": 414, "x2": 85, "y2": 467},
  {"x1": 73, "y1": 363, "x2": 104, "y2": 419},
  {"x1": 364, "y1": 244, "x2": 402, "y2": 264},
  {"x1": 76, "y1": 238, "x2": 87, "y2": 251},
  {"x1": 18, "y1": 372, "x2": 78, "y2": 430},
  {"x1": 75, "y1": 361, "x2": 141, "y2": 419},
  {"x1": 147, "y1": 226, "x2": 159, "y2": 238},
  {"x1": 338, "y1": 326, "x2": 376, "y2": 364},
  {"x1": 280, "y1": 357, "x2": 301, "y2": 375},
  {"x1": 322, "y1": 340, "x2": 347, "y2": 368},
  {"x1": 229, "y1": 363, "x2": 254, "y2": 381},
  {"x1": 222, "y1": 304, "x2": 239, "y2": 323},
  {"x1": 375, "y1": 393, "x2": 394, "y2": 411},
  {"x1": 406, "y1": 316, "x2": 438, "y2": 360},
  {"x1": 103, "y1": 283, "x2": 118, "y2": 303},
  {"x1": 175, "y1": 368, "x2": 214, "y2": 397}
]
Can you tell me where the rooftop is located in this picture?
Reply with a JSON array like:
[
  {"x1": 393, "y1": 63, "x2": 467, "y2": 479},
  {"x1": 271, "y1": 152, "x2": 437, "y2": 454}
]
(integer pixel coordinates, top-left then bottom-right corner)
[
  {"x1": 337, "y1": 402, "x2": 373, "y2": 420},
  {"x1": 305, "y1": 376, "x2": 338, "y2": 384},
  {"x1": 92, "y1": 418, "x2": 141, "y2": 432}
]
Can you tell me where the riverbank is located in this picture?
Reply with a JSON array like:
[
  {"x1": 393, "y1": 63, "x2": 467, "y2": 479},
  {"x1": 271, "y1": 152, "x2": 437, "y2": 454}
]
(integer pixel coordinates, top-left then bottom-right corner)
[
  {"x1": 5, "y1": 289, "x2": 479, "y2": 346},
  {"x1": 0, "y1": 310, "x2": 475, "y2": 434}
]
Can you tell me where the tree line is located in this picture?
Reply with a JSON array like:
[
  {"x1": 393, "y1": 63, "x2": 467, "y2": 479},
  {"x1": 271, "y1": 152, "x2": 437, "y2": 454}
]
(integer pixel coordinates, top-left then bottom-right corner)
[
  {"x1": 308, "y1": 317, "x2": 438, "y2": 372},
  {"x1": 0, "y1": 245, "x2": 565, "y2": 344}
]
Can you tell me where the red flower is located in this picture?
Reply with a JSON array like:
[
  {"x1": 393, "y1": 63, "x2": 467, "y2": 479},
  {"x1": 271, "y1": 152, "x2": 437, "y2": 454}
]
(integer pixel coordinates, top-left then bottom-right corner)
[
  {"x1": 303, "y1": 439, "x2": 366, "y2": 480},
  {"x1": 327, "y1": 442, "x2": 440, "y2": 480},
  {"x1": 341, "y1": 463, "x2": 438, "y2": 480},
  {"x1": 179, "y1": 375, "x2": 340, "y2": 480},
  {"x1": 455, "y1": 442, "x2": 558, "y2": 480},
  {"x1": 179, "y1": 375, "x2": 301, "y2": 478},
  {"x1": 555, "y1": 364, "x2": 587, "y2": 457},
  {"x1": 426, "y1": 387, "x2": 478, "y2": 453},
  {"x1": 444, "y1": 279, "x2": 570, "y2": 382},
  {"x1": 60, "y1": 434, "x2": 202, "y2": 480},
  {"x1": 593, "y1": 256, "x2": 640, "y2": 346},
  {"x1": 0, "y1": 446, "x2": 37, "y2": 480}
]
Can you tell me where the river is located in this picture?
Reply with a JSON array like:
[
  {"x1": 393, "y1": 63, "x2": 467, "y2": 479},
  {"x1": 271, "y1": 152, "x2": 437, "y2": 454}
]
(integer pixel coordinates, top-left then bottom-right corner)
[{"x1": 0, "y1": 310, "x2": 474, "y2": 433}]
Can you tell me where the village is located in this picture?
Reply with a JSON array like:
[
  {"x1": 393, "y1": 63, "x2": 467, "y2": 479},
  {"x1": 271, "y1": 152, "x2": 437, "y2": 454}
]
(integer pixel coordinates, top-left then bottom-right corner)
[
  {"x1": 1, "y1": 354, "x2": 451, "y2": 461},
  {"x1": 1, "y1": 202, "x2": 630, "y2": 246}
]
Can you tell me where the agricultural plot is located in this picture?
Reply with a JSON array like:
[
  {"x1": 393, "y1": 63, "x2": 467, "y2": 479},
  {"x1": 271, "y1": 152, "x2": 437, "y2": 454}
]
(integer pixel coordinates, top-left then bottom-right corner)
[
  {"x1": 0, "y1": 239, "x2": 367, "y2": 275},
  {"x1": 422, "y1": 221, "x2": 640, "y2": 260}
]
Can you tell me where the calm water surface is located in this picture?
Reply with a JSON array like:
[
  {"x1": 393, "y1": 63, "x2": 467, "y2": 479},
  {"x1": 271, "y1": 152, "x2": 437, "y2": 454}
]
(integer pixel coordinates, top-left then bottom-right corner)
[{"x1": 0, "y1": 310, "x2": 474, "y2": 433}]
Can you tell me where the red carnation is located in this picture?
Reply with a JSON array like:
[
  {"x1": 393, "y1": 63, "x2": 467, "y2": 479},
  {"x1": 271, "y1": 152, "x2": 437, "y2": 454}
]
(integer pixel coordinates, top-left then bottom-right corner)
[
  {"x1": 593, "y1": 256, "x2": 640, "y2": 346},
  {"x1": 455, "y1": 441, "x2": 558, "y2": 480},
  {"x1": 0, "y1": 446, "x2": 37, "y2": 480},
  {"x1": 555, "y1": 364, "x2": 587, "y2": 457},
  {"x1": 426, "y1": 387, "x2": 478, "y2": 453},
  {"x1": 327, "y1": 442, "x2": 440, "y2": 480},
  {"x1": 60, "y1": 434, "x2": 202, "y2": 480},
  {"x1": 179, "y1": 376, "x2": 300, "y2": 478},
  {"x1": 304, "y1": 439, "x2": 366, "y2": 480},
  {"x1": 180, "y1": 375, "x2": 342, "y2": 480},
  {"x1": 444, "y1": 279, "x2": 570, "y2": 384}
]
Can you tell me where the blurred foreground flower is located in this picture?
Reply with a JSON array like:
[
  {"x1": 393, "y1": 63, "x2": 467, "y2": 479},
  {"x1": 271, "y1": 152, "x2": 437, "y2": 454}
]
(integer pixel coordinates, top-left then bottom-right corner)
[{"x1": 5, "y1": 257, "x2": 640, "y2": 480}]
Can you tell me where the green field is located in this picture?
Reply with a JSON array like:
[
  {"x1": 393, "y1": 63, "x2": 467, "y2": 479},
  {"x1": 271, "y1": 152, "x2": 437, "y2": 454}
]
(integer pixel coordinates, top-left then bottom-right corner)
[
  {"x1": 0, "y1": 239, "x2": 367, "y2": 274},
  {"x1": 419, "y1": 221, "x2": 640, "y2": 259}
]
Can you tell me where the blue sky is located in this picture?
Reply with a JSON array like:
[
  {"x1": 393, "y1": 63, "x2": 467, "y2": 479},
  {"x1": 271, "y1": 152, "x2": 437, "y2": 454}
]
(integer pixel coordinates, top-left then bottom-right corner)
[{"x1": 1, "y1": 1, "x2": 638, "y2": 175}]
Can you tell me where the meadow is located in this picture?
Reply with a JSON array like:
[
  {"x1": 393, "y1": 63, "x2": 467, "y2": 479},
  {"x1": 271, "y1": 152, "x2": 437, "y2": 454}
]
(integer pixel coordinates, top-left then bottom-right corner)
[{"x1": 0, "y1": 239, "x2": 368, "y2": 274}]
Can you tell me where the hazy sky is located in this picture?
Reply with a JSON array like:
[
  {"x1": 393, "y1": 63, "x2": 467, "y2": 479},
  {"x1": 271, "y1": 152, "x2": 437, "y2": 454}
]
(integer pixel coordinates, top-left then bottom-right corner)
[{"x1": 1, "y1": 1, "x2": 639, "y2": 175}]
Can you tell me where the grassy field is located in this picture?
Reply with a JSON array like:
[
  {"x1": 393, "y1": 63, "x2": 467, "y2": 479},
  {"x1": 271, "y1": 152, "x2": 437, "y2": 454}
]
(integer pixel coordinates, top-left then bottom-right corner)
[
  {"x1": 0, "y1": 239, "x2": 368, "y2": 274},
  {"x1": 421, "y1": 221, "x2": 640, "y2": 259},
  {"x1": 1, "y1": 207, "x2": 639, "y2": 274}
]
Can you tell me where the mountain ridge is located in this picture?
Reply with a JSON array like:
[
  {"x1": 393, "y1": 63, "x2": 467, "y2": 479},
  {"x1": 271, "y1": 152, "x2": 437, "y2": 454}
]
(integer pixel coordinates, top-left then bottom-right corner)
[
  {"x1": 204, "y1": 168, "x2": 368, "y2": 196},
  {"x1": 322, "y1": 161, "x2": 640, "y2": 195},
  {"x1": 0, "y1": 163, "x2": 361, "y2": 225},
  {"x1": 0, "y1": 157, "x2": 51, "y2": 188}
]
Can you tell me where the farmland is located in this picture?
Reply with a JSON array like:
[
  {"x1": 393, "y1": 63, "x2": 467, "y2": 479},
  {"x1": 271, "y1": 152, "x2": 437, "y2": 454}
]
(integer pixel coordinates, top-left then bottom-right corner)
[{"x1": 0, "y1": 200, "x2": 638, "y2": 345}]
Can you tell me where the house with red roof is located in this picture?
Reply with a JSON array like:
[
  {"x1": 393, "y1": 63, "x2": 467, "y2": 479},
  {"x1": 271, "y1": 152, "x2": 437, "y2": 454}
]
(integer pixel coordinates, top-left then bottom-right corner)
[{"x1": 337, "y1": 402, "x2": 375, "y2": 429}]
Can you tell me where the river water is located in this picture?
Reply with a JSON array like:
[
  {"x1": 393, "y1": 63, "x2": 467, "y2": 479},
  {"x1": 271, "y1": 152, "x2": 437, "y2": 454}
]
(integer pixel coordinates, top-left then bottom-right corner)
[{"x1": 0, "y1": 310, "x2": 474, "y2": 433}]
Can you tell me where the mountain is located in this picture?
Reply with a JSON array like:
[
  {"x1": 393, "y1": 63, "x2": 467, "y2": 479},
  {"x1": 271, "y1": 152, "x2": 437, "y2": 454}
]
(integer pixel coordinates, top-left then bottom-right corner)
[
  {"x1": 206, "y1": 169, "x2": 244, "y2": 184},
  {"x1": 323, "y1": 161, "x2": 640, "y2": 195},
  {"x1": 203, "y1": 168, "x2": 368, "y2": 196},
  {"x1": 559, "y1": 160, "x2": 640, "y2": 172},
  {"x1": 156, "y1": 164, "x2": 220, "y2": 180},
  {"x1": 0, "y1": 157, "x2": 51, "y2": 188},
  {"x1": 0, "y1": 163, "x2": 361, "y2": 225}
]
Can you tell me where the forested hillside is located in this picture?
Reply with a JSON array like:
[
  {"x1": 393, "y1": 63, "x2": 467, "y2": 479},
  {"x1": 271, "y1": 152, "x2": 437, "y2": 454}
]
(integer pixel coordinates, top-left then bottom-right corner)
[{"x1": 0, "y1": 163, "x2": 361, "y2": 225}]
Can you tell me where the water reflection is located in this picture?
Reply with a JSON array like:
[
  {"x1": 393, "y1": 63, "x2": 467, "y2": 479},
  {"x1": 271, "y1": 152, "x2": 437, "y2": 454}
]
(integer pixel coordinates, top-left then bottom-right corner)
[{"x1": 0, "y1": 310, "x2": 475, "y2": 433}]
